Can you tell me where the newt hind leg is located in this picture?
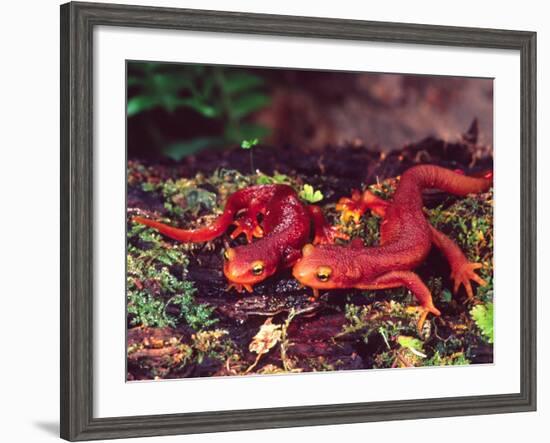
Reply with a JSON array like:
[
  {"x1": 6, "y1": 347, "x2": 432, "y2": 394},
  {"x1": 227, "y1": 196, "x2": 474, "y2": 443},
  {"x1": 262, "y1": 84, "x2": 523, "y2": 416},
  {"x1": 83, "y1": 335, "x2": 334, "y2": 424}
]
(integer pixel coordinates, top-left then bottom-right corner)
[
  {"x1": 429, "y1": 226, "x2": 487, "y2": 300},
  {"x1": 361, "y1": 270, "x2": 441, "y2": 333},
  {"x1": 336, "y1": 189, "x2": 389, "y2": 223}
]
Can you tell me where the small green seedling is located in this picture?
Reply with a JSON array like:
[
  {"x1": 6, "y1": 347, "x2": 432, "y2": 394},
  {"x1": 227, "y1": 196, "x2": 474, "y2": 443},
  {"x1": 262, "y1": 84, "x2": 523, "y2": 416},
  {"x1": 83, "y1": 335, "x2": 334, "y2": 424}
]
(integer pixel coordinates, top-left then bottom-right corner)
[
  {"x1": 241, "y1": 138, "x2": 259, "y2": 149},
  {"x1": 299, "y1": 184, "x2": 324, "y2": 203},
  {"x1": 241, "y1": 138, "x2": 260, "y2": 174}
]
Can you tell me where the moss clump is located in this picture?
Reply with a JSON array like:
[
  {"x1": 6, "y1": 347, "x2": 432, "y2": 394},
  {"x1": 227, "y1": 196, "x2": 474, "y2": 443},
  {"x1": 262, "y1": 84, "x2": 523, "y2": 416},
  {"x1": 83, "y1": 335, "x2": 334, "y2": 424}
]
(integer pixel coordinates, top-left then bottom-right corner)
[
  {"x1": 428, "y1": 190, "x2": 493, "y2": 263},
  {"x1": 127, "y1": 327, "x2": 243, "y2": 379},
  {"x1": 127, "y1": 223, "x2": 217, "y2": 330}
]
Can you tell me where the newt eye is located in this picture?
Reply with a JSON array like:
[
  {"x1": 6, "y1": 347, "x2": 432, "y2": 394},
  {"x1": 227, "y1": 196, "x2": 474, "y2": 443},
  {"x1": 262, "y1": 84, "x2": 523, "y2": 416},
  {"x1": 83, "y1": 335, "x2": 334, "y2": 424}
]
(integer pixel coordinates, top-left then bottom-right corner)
[
  {"x1": 251, "y1": 261, "x2": 265, "y2": 276},
  {"x1": 316, "y1": 266, "x2": 332, "y2": 282}
]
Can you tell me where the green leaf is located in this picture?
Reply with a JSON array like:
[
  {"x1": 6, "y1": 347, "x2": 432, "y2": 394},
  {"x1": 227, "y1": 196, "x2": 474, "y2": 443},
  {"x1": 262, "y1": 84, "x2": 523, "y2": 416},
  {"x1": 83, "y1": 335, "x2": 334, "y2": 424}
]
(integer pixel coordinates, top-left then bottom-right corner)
[
  {"x1": 127, "y1": 76, "x2": 142, "y2": 87},
  {"x1": 201, "y1": 76, "x2": 216, "y2": 99},
  {"x1": 397, "y1": 335, "x2": 424, "y2": 351},
  {"x1": 299, "y1": 184, "x2": 324, "y2": 203},
  {"x1": 232, "y1": 93, "x2": 270, "y2": 118},
  {"x1": 141, "y1": 182, "x2": 158, "y2": 192},
  {"x1": 223, "y1": 72, "x2": 264, "y2": 95},
  {"x1": 470, "y1": 302, "x2": 494, "y2": 343},
  {"x1": 175, "y1": 97, "x2": 220, "y2": 118},
  {"x1": 160, "y1": 94, "x2": 184, "y2": 113},
  {"x1": 241, "y1": 138, "x2": 259, "y2": 150},
  {"x1": 255, "y1": 172, "x2": 291, "y2": 185},
  {"x1": 441, "y1": 289, "x2": 453, "y2": 303},
  {"x1": 150, "y1": 73, "x2": 193, "y2": 91},
  {"x1": 132, "y1": 62, "x2": 161, "y2": 73},
  {"x1": 312, "y1": 190, "x2": 323, "y2": 202},
  {"x1": 163, "y1": 137, "x2": 225, "y2": 161},
  {"x1": 224, "y1": 123, "x2": 270, "y2": 144},
  {"x1": 273, "y1": 174, "x2": 290, "y2": 183},
  {"x1": 397, "y1": 335, "x2": 427, "y2": 358},
  {"x1": 127, "y1": 95, "x2": 160, "y2": 116},
  {"x1": 184, "y1": 188, "x2": 218, "y2": 213}
]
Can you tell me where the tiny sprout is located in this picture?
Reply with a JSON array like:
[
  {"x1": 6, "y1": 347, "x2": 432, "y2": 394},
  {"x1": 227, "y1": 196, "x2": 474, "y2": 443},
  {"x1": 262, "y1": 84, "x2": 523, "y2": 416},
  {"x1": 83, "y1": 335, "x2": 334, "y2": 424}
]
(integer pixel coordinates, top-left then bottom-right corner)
[
  {"x1": 241, "y1": 138, "x2": 260, "y2": 174},
  {"x1": 299, "y1": 184, "x2": 324, "y2": 203},
  {"x1": 241, "y1": 138, "x2": 259, "y2": 150}
]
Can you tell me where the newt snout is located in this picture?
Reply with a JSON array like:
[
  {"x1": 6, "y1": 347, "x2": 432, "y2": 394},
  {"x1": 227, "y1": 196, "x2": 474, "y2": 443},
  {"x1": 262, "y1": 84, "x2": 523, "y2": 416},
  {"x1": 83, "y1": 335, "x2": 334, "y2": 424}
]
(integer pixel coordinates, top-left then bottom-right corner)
[
  {"x1": 292, "y1": 243, "x2": 363, "y2": 296},
  {"x1": 223, "y1": 246, "x2": 278, "y2": 292}
]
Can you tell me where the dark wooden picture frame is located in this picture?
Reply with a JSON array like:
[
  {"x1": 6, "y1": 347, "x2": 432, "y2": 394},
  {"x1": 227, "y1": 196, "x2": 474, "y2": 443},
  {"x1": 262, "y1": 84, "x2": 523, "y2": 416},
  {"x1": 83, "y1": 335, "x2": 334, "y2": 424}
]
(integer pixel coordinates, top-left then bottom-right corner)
[{"x1": 60, "y1": 1, "x2": 537, "y2": 440}]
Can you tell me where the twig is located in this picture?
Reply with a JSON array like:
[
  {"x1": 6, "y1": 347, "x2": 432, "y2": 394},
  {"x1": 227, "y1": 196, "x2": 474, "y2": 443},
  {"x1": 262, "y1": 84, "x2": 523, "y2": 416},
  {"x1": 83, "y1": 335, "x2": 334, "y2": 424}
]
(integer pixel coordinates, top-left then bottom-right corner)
[{"x1": 245, "y1": 352, "x2": 263, "y2": 374}]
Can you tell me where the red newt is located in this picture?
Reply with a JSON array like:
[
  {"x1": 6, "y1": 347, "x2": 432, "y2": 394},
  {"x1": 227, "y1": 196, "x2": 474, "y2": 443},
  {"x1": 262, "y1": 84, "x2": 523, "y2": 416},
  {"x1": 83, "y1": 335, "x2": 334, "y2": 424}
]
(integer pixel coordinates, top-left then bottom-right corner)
[
  {"x1": 291, "y1": 165, "x2": 492, "y2": 330},
  {"x1": 133, "y1": 184, "x2": 345, "y2": 292}
]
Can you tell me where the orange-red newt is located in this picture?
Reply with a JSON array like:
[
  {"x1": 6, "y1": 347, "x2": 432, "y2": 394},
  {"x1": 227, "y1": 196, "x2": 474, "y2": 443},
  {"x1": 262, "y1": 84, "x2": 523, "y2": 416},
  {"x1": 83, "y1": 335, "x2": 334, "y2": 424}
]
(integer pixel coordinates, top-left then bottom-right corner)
[
  {"x1": 133, "y1": 184, "x2": 345, "y2": 292},
  {"x1": 292, "y1": 165, "x2": 492, "y2": 330}
]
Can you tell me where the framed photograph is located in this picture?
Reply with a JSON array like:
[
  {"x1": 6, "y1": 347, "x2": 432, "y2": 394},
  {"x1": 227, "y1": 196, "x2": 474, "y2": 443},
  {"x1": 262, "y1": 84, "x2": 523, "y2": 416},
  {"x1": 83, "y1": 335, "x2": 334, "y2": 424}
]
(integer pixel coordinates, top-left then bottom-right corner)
[{"x1": 60, "y1": 1, "x2": 536, "y2": 441}]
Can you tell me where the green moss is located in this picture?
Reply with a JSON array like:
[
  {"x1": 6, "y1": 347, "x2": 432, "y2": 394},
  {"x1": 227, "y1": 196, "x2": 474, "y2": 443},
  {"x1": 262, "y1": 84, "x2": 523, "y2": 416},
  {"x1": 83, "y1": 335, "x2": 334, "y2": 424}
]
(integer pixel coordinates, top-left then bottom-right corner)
[
  {"x1": 206, "y1": 168, "x2": 252, "y2": 197},
  {"x1": 339, "y1": 301, "x2": 418, "y2": 355},
  {"x1": 140, "y1": 178, "x2": 218, "y2": 218},
  {"x1": 428, "y1": 190, "x2": 493, "y2": 263},
  {"x1": 255, "y1": 171, "x2": 292, "y2": 185},
  {"x1": 170, "y1": 293, "x2": 218, "y2": 331},
  {"x1": 127, "y1": 291, "x2": 173, "y2": 328},
  {"x1": 369, "y1": 178, "x2": 399, "y2": 199},
  {"x1": 126, "y1": 224, "x2": 217, "y2": 330},
  {"x1": 127, "y1": 329, "x2": 241, "y2": 379},
  {"x1": 425, "y1": 351, "x2": 470, "y2": 366},
  {"x1": 191, "y1": 329, "x2": 236, "y2": 364}
]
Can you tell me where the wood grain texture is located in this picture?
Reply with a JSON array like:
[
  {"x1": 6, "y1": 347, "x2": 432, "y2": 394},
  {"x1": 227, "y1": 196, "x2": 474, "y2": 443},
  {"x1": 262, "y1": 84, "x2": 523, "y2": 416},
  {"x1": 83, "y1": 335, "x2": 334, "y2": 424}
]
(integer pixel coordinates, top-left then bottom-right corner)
[{"x1": 60, "y1": 2, "x2": 537, "y2": 441}]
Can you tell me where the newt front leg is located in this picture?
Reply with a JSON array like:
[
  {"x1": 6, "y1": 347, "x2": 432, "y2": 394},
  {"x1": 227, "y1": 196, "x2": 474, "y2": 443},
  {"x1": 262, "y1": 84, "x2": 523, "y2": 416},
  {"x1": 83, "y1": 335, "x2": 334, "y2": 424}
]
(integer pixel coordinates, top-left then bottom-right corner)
[
  {"x1": 231, "y1": 199, "x2": 266, "y2": 243},
  {"x1": 359, "y1": 271, "x2": 441, "y2": 332},
  {"x1": 336, "y1": 189, "x2": 388, "y2": 221}
]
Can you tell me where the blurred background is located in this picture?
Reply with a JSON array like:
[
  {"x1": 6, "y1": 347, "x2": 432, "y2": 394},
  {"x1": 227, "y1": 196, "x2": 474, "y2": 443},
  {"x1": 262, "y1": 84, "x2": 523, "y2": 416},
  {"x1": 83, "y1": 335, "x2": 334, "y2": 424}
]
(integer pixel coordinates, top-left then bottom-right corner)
[{"x1": 127, "y1": 62, "x2": 493, "y2": 161}]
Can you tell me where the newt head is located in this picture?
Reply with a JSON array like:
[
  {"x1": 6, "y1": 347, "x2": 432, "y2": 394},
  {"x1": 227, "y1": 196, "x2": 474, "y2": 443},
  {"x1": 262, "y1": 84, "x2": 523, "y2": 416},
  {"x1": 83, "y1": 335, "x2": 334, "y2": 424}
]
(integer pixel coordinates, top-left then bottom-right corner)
[
  {"x1": 292, "y1": 243, "x2": 363, "y2": 293},
  {"x1": 223, "y1": 246, "x2": 279, "y2": 292}
]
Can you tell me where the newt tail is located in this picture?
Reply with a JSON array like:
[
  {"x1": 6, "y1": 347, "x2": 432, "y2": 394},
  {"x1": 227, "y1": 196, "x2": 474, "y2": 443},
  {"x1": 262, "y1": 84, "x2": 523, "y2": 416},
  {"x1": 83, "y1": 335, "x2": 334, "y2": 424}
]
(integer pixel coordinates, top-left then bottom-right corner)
[{"x1": 132, "y1": 185, "x2": 282, "y2": 243}]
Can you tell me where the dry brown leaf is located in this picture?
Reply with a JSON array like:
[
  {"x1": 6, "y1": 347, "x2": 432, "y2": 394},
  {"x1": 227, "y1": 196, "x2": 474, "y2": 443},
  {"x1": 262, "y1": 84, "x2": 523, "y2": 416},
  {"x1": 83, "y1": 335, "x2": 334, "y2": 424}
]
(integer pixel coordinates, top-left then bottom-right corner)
[{"x1": 249, "y1": 318, "x2": 282, "y2": 355}]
